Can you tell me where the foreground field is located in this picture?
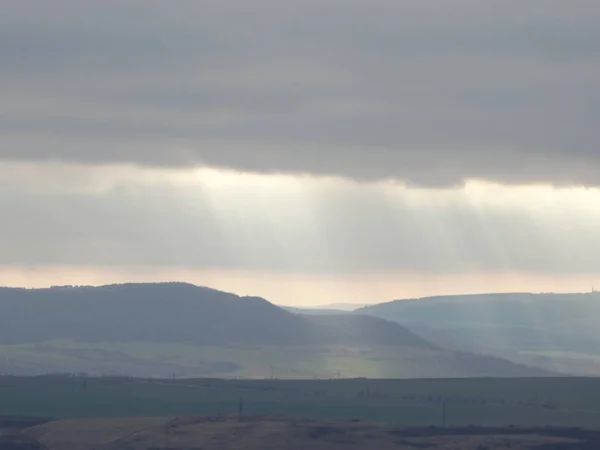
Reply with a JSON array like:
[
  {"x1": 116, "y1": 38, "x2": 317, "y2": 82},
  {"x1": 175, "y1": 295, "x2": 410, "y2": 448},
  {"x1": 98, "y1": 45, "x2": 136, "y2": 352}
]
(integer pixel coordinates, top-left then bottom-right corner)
[
  {"x1": 4, "y1": 416, "x2": 600, "y2": 450},
  {"x1": 2, "y1": 376, "x2": 600, "y2": 429}
]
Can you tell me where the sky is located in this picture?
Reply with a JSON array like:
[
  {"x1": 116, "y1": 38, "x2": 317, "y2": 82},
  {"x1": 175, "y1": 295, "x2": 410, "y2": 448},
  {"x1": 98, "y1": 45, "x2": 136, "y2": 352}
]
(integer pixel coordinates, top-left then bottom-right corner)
[{"x1": 1, "y1": 0, "x2": 600, "y2": 306}]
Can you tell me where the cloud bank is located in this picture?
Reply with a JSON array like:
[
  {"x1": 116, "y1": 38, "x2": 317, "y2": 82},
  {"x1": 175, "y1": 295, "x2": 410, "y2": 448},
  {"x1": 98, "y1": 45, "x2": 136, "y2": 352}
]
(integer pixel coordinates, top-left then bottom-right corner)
[{"x1": 1, "y1": 0, "x2": 599, "y2": 186}]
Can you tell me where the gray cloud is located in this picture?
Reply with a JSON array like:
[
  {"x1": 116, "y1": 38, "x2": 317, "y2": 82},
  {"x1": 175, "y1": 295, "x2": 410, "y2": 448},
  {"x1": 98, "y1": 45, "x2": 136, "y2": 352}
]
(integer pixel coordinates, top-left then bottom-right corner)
[{"x1": 1, "y1": 0, "x2": 599, "y2": 185}]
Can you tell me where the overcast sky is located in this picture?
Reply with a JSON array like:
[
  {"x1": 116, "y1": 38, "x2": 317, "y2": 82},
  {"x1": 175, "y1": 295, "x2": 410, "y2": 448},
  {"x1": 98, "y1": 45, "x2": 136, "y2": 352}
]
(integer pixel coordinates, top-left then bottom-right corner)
[{"x1": 1, "y1": 0, "x2": 600, "y2": 305}]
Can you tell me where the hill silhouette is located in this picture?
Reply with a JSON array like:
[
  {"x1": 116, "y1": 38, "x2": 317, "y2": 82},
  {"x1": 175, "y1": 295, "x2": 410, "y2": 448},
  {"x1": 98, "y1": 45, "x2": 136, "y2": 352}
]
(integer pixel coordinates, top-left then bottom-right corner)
[
  {"x1": 358, "y1": 292, "x2": 600, "y2": 375},
  {"x1": 0, "y1": 283, "x2": 550, "y2": 378},
  {"x1": 358, "y1": 292, "x2": 600, "y2": 330},
  {"x1": 0, "y1": 283, "x2": 434, "y2": 348}
]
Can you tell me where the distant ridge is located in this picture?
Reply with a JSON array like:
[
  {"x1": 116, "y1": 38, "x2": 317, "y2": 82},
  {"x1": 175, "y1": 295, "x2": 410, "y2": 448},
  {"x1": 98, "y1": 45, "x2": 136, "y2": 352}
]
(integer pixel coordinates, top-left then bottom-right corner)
[
  {"x1": 358, "y1": 291, "x2": 600, "y2": 376},
  {"x1": 357, "y1": 291, "x2": 600, "y2": 329},
  {"x1": 312, "y1": 302, "x2": 365, "y2": 311}
]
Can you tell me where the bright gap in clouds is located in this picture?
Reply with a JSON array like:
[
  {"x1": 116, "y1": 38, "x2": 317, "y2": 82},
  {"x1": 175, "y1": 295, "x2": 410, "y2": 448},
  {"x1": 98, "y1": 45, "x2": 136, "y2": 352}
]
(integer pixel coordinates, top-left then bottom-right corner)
[
  {"x1": 2, "y1": 162, "x2": 600, "y2": 306},
  {"x1": 188, "y1": 165, "x2": 600, "y2": 213}
]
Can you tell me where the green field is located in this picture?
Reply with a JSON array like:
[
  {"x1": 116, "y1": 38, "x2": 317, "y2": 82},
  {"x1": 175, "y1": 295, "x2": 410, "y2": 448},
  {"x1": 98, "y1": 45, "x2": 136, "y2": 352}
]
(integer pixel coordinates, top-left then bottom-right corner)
[
  {"x1": 2, "y1": 376, "x2": 600, "y2": 429},
  {"x1": 0, "y1": 341, "x2": 410, "y2": 379}
]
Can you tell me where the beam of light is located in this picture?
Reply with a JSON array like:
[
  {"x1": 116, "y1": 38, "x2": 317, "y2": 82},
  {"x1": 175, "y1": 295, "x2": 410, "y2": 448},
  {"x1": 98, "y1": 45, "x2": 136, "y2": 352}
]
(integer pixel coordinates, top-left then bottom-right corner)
[{"x1": 3, "y1": 162, "x2": 600, "y2": 306}]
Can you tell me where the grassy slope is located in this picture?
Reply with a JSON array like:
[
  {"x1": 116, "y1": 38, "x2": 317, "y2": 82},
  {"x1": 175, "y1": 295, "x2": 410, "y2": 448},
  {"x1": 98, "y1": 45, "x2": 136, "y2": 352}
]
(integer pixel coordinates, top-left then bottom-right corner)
[{"x1": 2, "y1": 376, "x2": 600, "y2": 428}]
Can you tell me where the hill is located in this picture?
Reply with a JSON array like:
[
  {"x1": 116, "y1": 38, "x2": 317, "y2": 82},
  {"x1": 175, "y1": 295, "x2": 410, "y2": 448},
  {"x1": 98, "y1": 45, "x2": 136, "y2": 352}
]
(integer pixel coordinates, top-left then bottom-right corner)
[
  {"x1": 0, "y1": 283, "x2": 433, "y2": 348},
  {"x1": 0, "y1": 283, "x2": 549, "y2": 378},
  {"x1": 357, "y1": 293, "x2": 600, "y2": 330},
  {"x1": 358, "y1": 292, "x2": 600, "y2": 375}
]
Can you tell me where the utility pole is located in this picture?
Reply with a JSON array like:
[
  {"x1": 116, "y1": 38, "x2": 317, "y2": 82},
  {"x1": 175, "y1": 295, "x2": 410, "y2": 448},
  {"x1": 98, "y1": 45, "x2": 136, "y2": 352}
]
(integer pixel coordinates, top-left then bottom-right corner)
[
  {"x1": 442, "y1": 400, "x2": 447, "y2": 427},
  {"x1": 164, "y1": 418, "x2": 171, "y2": 449},
  {"x1": 238, "y1": 397, "x2": 244, "y2": 422}
]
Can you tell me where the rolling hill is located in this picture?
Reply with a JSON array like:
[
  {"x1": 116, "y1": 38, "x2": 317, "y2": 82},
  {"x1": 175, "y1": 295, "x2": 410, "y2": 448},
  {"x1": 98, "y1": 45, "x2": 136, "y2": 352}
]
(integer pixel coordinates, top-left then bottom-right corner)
[
  {"x1": 357, "y1": 293, "x2": 600, "y2": 330},
  {"x1": 0, "y1": 283, "x2": 434, "y2": 348},
  {"x1": 0, "y1": 283, "x2": 549, "y2": 378},
  {"x1": 358, "y1": 292, "x2": 600, "y2": 375}
]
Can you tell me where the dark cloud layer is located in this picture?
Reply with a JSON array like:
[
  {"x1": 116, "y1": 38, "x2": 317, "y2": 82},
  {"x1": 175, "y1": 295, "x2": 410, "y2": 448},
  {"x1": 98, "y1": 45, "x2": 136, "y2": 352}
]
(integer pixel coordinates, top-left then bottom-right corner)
[{"x1": 1, "y1": 0, "x2": 599, "y2": 185}]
